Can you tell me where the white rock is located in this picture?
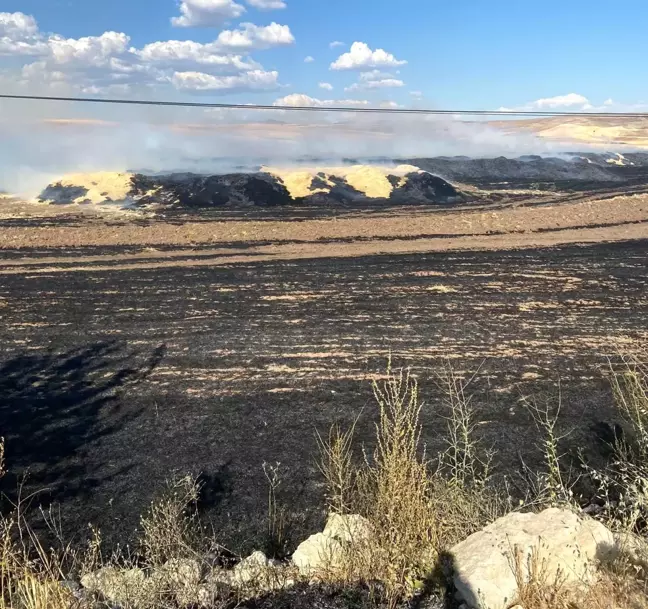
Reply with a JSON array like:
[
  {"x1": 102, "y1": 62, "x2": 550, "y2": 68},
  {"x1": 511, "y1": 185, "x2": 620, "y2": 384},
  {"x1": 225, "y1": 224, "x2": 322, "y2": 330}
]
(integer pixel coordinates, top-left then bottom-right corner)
[
  {"x1": 205, "y1": 566, "x2": 233, "y2": 587},
  {"x1": 324, "y1": 513, "x2": 372, "y2": 543},
  {"x1": 158, "y1": 558, "x2": 202, "y2": 587},
  {"x1": 233, "y1": 551, "x2": 272, "y2": 585},
  {"x1": 450, "y1": 508, "x2": 618, "y2": 609},
  {"x1": 292, "y1": 532, "x2": 345, "y2": 576},
  {"x1": 292, "y1": 513, "x2": 373, "y2": 577},
  {"x1": 80, "y1": 567, "x2": 146, "y2": 604}
]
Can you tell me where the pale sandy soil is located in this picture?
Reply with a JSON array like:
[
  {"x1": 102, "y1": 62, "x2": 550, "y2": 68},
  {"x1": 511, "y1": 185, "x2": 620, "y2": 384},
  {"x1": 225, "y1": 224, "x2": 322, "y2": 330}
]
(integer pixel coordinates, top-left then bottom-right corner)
[{"x1": 0, "y1": 192, "x2": 647, "y2": 275}]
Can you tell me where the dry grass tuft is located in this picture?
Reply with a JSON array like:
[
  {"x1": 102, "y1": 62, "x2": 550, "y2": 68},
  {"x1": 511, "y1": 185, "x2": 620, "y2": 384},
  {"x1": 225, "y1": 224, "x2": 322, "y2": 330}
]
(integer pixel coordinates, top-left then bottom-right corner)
[
  {"x1": 511, "y1": 545, "x2": 648, "y2": 609},
  {"x1": 0, "y1": 486, "x2": 76, "y2": 608},
  {"x1": 316, "y1": 420, "x2": 358, "y2": 516}
]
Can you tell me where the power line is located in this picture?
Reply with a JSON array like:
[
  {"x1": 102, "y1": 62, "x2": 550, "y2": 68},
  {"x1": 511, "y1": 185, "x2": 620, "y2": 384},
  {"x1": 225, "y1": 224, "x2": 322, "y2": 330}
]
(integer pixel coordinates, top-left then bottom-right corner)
[{"x1": 1, "y1": 93, "x2": 648, "y2": 118}]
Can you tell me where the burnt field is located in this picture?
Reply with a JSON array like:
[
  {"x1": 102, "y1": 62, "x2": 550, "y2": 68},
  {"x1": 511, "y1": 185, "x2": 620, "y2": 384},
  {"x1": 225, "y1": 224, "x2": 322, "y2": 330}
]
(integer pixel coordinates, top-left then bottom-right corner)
[{"x1": 2, "y1": 238, "x2": 648, "y2": 553}]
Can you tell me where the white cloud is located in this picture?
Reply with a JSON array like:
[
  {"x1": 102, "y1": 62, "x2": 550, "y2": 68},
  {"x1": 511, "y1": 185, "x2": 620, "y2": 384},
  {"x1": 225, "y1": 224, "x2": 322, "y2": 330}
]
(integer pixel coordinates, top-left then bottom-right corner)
[
  {"x1": 136, "y1": 40, "x2": 260, "y2": 72},
  {"x1": 603, "y1": 98, "x2": 614, "y2": 107},
  {"x1": 358, "y1": 69, "x2": 395, "y2": 81},
  {"x1": 215, "y1": 22, "x2": 294, "y2": 51},
  {"x1": 0, "y1": 12, "x2": 46, "y2": 55},
  {"x1": 171, "y1": 0, "x2": 246, "y2": 28},
  {"x1": 329, "y1": 41, "x2": 345, "y2": 48},
  {"x1": 318, "y1": 82, "x2": 333, "y2": 90},
  {"x1": 345, "y1": 69, "x2": 404, "y2": 91},
  {"x1": 246, "y1": 0, "x2": 287, "y2": 9},
  {"x1": 304, "y1": 55, "x2": 314, "y2": 63},
  {"x1": 0, "y1": 10, "x2": 291, "y2": 96},
  {"x1": 330, "y1": 42, "x2": 407, "y2": 71},
  {"x1": 171, "y1": 69, "x2": 279, "y2": 91},
  {"x1": 529, "y1": 93, "x2": 590, "y2": 109},
  {"x1": 410, "y1": 90, "x2": 423, "y2": 99},
  {"x1": 499, "y1": 93, "x2": 592, "y2": 112},
  {"x1": 346, "y1": 78, "x2": 404, "y2": 92},
  {"x1": 47, "y1": 32, "x2": 130, "y2": 66},
  {"x1": 274, "y1": 93, "x2": 369, "y2": 107},
  {"x1": 0, "y1": 11, "x2": 38, "y2": 38}
]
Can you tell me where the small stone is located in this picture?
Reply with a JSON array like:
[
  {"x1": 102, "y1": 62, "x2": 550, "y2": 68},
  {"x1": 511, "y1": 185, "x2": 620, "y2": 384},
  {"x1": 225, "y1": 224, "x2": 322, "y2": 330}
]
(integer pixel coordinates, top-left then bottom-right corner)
[
  {"x1": 233, "y1": 551, "x2": 272, "y2": 585},
  {"x1": 80, "y1": 567, "x2": 146, "y2": 604}
]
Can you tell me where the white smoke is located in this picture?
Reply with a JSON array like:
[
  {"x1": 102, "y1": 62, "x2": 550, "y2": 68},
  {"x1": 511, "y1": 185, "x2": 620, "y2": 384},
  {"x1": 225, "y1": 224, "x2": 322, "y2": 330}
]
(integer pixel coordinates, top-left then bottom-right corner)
[{"x1": 0, "y1": 98, "x2": 598, "y2": 197}]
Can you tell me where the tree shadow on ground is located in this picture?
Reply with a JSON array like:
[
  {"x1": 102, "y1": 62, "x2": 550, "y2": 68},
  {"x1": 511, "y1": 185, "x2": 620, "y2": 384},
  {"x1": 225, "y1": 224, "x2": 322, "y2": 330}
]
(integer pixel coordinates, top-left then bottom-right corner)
[{"x1": 0, "y1": 340, "x2": 166, "y2": 515}]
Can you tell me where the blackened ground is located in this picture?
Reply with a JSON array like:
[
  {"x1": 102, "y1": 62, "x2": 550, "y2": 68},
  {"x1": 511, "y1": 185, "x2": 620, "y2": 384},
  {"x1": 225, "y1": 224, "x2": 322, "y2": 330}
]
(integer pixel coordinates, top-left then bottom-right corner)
[{"x1": 1, "y1": 241, "x2": 648, "y2": 554}]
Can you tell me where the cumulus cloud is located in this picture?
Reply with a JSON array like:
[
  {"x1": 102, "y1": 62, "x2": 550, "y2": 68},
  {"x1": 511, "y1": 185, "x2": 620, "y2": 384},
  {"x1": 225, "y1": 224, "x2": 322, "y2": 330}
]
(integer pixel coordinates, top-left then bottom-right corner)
[
  {"x1": 498, "y1": 93, "x2": 648, "y2": 114},
  {"x1": 0, "y1": 10, "x2": 292, "y2": 95},
  {"x1": 246, "y1": 0, "x2": 287, "y2": 9},
  {"x1": 171, "y1": 68, "x2": 279, "y2": 91},
  {"x1": 48, "y1": 32, "x2": 131, "y2": 66},
  {"x1": 304, "y1": 55, "x2": 314, "y2": 63},
  {"x1": 0, "y1": 11, "x2": 47, "y2": 55},
  {"x1": 214, "y1": 22, "x2": 294, "y2": 51},
  {"x1": 499, "y1": 93, "x2": 592, "y2": 112},
  {"x1": 358, "y1": 69, "x2": 396, "y2": 81},
  {"x1": 318, "y1": 82, "x2": 333, "y2": 90},
  {"x1": 136, "y1": 40, "x2": 261, "y2": 72},
  {"x1": 329, "y1": 41, "x2": 345, "y2": 48},
  {"x1": 0, "y1": 11, "x2": 38, "y2": 38},
  {"x1": 171, "y1": 0, "x2": 246, "y2": 28},
  {"x1": 135, "y1": 23, "x2": 293, "y2": 70},
  {"x1": 345, "y1": 69, "x2": 404, "y2": 92},
  {"x1": 346, "y1": 74, "x2": 404, "y2": 91},
  {"x1": 346, "y1": 79, "x2": 403, "y2": 91},
  {"x1": 330, "y1": 42, "x2": 406, "y2": 71},
  {"x1": 274, "y1": 93, "x2": 369, "y2": 107}
]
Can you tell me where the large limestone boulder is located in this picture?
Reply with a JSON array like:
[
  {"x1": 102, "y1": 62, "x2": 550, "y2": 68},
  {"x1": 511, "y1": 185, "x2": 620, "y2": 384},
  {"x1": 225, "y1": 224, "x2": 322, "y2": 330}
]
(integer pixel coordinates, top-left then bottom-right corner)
[
  {"x1": 449, "y1": 508, "x2": 618, "y2": 609},
  {"x1": 292, "y1": 513, "x2": 372, "y2": 576}
]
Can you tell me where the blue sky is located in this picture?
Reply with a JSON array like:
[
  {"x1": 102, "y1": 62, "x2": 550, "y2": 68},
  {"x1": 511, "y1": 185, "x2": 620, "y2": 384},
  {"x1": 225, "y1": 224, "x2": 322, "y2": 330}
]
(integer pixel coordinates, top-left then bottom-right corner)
[{"x1": 1, "y1": 0, "x2": 647, "y2": 111}]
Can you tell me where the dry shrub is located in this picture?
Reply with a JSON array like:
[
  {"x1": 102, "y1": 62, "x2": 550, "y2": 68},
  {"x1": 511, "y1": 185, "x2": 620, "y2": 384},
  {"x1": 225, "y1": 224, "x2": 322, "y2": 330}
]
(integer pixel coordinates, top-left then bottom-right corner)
[
  {"x1": 357, "y1": 366, "x2": 438, "y2": 599},
  {"x1": 435, "y1": 362, "x2": 492, "y2": 491},
  {"x1": 262, "y1": 461, "x2": 289, "y2": 558},
  {"x1": 317, "y1": 421, "x2": 358, "y2": 516},
  {"x1": 585, "y1": 349, "x2": 648, "y2": 536},
  {"x1": 318, "y1": 361, "x2": 502, "y2": 606},
  {"x1": 520, "y1": 387, "x2": 578, "y2": 509},
  {"x1": 0, "y1": 442, "x2": 76, "y2": 609},
  {"x1": 139, "y1": 474, "x2": 202, "y2": 567}
]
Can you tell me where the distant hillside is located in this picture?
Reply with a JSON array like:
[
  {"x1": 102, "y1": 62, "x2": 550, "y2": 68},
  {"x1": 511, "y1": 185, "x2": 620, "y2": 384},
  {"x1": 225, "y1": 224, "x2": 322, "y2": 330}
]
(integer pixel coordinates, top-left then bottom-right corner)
[{"x1": 489, "y1": 116, "x2": 648, "y2": 148}]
